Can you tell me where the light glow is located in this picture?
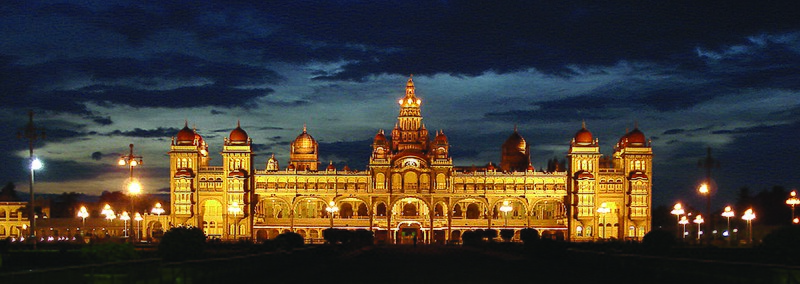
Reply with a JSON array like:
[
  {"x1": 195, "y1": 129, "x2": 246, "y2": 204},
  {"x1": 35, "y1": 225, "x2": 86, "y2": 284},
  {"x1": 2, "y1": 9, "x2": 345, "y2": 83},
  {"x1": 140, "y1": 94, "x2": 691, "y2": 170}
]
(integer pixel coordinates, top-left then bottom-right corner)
[{"x1": 31, "y1": 158, "x2": 43, "y2": 170}]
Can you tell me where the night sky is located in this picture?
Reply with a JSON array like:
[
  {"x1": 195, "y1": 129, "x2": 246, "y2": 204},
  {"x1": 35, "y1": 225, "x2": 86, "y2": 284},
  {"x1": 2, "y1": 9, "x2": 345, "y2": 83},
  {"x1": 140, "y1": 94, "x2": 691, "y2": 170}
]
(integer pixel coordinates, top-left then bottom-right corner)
[{"x1": 1, "y1": 1, "x2": 799, "y2": 212}]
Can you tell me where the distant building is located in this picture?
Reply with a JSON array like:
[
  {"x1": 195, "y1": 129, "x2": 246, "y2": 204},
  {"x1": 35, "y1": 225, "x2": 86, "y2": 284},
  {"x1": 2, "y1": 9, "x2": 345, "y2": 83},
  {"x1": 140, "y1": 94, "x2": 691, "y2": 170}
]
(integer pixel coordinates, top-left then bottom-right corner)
[{"x1": 167, "y1": 76, "x2": 653, "y2": 243}]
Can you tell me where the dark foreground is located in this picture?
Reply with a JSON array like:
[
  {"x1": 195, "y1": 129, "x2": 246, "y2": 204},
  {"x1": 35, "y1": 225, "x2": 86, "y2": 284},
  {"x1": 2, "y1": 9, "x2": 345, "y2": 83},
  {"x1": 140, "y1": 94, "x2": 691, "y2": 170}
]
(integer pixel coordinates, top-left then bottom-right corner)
[{"x1": 4, "y1": 243, "x2": 800, "y2": 284}]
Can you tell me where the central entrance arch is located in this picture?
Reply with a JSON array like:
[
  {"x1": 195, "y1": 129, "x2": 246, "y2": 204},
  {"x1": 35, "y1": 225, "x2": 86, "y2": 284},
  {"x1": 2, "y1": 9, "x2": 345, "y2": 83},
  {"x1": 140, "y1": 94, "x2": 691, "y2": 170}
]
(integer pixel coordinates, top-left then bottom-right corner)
[{"x1": 396, "y1": 221, "x2": 422, "y2": 245}]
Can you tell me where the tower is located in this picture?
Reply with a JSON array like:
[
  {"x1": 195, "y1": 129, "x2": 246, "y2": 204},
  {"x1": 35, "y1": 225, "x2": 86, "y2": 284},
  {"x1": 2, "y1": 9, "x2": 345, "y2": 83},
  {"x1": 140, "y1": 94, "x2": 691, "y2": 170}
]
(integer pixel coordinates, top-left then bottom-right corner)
[
  {"x1": 222, "y1": 121, "x2": 253, "y2": 239},
  {"x1": 614, "y1": 124, "x2": 653, "y2": 239},
  {"x1": 391, "y1": 75, "x2": 429, "y2": 153},
  {"x1": 567, "y1": 121, "x2": 601, "y2": 240},
  {"x1": 500, "y1": 126, "x2": 531, "y2": 172},
  {"x1": 168, "y1": 121, "x2": 208, "y2": 226}
]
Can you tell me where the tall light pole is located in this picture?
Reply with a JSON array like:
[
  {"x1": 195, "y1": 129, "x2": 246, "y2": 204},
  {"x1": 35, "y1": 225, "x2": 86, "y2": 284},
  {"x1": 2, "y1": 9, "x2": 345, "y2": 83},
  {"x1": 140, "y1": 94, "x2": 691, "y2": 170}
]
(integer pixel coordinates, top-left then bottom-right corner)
[
  {"x1": 228, "y1": 202, "x2": 242, "y2": 240},
  {"x1": 721, "y1": 206, "x2": 734, "y2": 245},
  {"x1": 698, "y1": 183, "x2": 711, "y2": 245},
  {"x1": 679, "y1": 216, "x2": 689, "y2": 239},
  {"x1": 119, "y1": 144, "x2": 143, "y2": 242},
  {"x1": 325, "y1": 201, "x2": 339, "y2": 229},
  {"x1": 671, "y1": 203, "x2": 685, "y2": 239},
  {"x1": 742, "y1": 208, "x2": 756, "y2": 244},
  {"x1": 693, "y1": 215, "x2": 704, "y2": 242},
  {"x1": 18, "y1": 110, "x2": 45, "y2": 249},
  {"x1": 500, "y1": 200, "x2": 513, "y2": 227},
  {"x1": 597, "y1": 202, "x2": 610, "y2": 239},
  {"x1": 786, "y1": 190, "x2": 799, "y2": 224},
  {"x1": 77, "y1": 206, "x2": 89, "y2": 236},
  {"x1": 120, "y1": 211, "x2": 130, "y2": 237}
]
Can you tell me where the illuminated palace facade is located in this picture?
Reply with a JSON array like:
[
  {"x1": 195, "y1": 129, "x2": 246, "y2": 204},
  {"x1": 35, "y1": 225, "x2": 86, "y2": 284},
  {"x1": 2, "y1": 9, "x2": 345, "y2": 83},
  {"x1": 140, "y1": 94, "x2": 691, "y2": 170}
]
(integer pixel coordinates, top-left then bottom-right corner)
[{"x1": 167, "y1": 77, "x2": 652, "y2": 244}]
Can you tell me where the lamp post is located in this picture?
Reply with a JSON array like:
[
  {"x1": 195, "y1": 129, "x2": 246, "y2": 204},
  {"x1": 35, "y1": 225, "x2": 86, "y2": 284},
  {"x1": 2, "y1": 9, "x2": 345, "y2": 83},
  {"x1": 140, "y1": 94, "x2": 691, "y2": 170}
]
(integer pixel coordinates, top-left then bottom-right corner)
[
  {"x1": 325, "y1": 201, "x2": 339, "y2": 229},
  {"x1": 693, "y1": 215, "x2": 704, "y2": 242},
  {"x1": 679, "y1": 216, "x2": 689, "y2": 239},
  {"x1": 101, "y1": 204, "x2": 114, "y2": 220},
  {"x1": 671, "y1": 203, "x2": 685, "y2": 238},
  {"x1": 786, "y1": 190, "x2": 800, "y2": 224},
  {"x1": 120, "y1": 211, "x2": 130, "y2": 237},
  {"x1": 698, "y1": 183, "x2": 711, "y2": 245},
  {"x1": 597, "y1": 202, "x2": 610, "y2": 239},
  {"x1": 721, "y1": 206, "x2": 734, "y2": 245},
  {"x1": 228, "y1": 202, "x2": 242, "y2": 240},
  {"x1": 500, "y1": 200, "x2": 513, "y2": 227},
  {"x1": 119, "y1": 144, "x2": 143, "y2": 242},
  {"x1": 77, "y1": 206, "x2": 89, "y2": 236},
  {"x1": 18, "y1": 110, "x2": 45, "y2": 249},
  {"x1": 134, "y1": 212, "x2": 143, "y2": 242},
  {"x1": 742, "y1": 208, "x2": 756, "y2": 244},
  {"x1": 151, "y1": 202, "x2": 165, "y2": 216}
]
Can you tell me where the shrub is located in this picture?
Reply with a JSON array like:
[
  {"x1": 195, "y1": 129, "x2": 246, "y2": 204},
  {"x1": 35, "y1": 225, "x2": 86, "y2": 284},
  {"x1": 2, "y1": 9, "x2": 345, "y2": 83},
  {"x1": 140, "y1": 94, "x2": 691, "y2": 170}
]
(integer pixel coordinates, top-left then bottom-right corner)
[
  {"x1": 158, "y1": 226, "x2": 206, "y2": 261},
  {"x1": 519, "y1": 228, "x2": 540, "y2": 245},
  {"x1": 642, "y1": 229, "x2": 675, "y2": 254},
  {"x1": 499, "y1": 229, "x2": 514, "y2": 242},
  {"x1": 762, "y1": 225, "x2": 800, "y2": 255},
  {"x1": 461, "y1": 230, "x2": 483, "y2": 246},
  {"x1": 274, "y1": 231, "x2": 305, "y2": 250}
]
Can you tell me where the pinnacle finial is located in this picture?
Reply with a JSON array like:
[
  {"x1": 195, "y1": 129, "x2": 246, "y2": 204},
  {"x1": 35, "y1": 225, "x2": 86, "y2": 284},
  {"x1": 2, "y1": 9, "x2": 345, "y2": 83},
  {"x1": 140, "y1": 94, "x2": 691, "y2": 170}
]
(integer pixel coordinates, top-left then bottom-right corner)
[
  {"x1": 184, "y1": 119, "x2": 188, "y2": 128},
  {"x1": 582, "y1": 120, "x2": 586, "y2": 129},
  {"x1": 237, "y1": 119, "x2": 241, "y2": 128},
  {"x1": 303, "y1": 123, "x2": 307, "y2": 133}
]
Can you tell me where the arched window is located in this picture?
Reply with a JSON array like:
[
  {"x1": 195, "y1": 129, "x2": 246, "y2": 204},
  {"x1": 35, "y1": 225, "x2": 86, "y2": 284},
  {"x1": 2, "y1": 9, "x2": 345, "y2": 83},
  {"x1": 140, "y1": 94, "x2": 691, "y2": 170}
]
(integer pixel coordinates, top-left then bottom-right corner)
[
  {"x1": 376, "y1": 203, "x2": 387, "y2": 216},
  {"x1": 576, "y1": 226, "x2": 583, "y2": 237},
  {"x1": 453, "y1": 204, "x2": 463, "y2": 218},
  {"x1": 404, "y1": 171, "x2": 418, "y2": 191},
  {"x1": 434, "y1": 204, "x2": 444, "y2": 217},
  {"x1": 586, "y1": 226, "x2": 593, "y2": 237},
  {"x1": 403, "y1": 203, "x2": 417, "y2": 216},
  {"x1": 466, "y1": 203, "x2": 481, "y2": 219},
  {"x1": 357, "y1": 203, "x2": 368, "y2": 217},
  {"x1": 436, "y1": 174, "x2": 446, "y2": 190},
  {"x1": 375, "y1": 173, "x2": 385, "y2": 189},
  {"x1": 340, "y1": 203, "x2": 354, "y2": 219},
  {"x1": 629, "y1": 226, "x2": 636, "y2": 238}
]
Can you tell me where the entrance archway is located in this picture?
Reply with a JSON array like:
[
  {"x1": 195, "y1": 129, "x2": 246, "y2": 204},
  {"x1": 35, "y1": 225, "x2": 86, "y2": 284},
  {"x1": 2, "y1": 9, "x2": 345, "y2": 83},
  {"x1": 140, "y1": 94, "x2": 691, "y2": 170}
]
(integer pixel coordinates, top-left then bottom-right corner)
[{"x1": 396, "y1": 222, "x2": 422, "y2": 244}]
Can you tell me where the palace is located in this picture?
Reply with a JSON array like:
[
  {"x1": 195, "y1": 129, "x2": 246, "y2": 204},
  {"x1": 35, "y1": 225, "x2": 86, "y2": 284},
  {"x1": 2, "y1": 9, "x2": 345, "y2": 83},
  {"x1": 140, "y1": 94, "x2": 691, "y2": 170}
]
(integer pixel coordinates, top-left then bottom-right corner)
[{"x1": 167, "y1": 76, "x2": 653, "y2": 244}]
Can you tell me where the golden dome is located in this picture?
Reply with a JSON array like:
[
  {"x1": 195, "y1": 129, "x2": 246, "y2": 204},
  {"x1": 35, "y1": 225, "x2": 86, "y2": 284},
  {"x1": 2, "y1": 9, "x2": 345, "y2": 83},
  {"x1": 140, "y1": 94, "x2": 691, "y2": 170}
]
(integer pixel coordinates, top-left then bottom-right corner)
[
  {"x1": 292, "y1": 125, "x2": 317, "y2": 154},
  {"x1": 502, "y1": 128, "x2": 527, "y2": 152}
]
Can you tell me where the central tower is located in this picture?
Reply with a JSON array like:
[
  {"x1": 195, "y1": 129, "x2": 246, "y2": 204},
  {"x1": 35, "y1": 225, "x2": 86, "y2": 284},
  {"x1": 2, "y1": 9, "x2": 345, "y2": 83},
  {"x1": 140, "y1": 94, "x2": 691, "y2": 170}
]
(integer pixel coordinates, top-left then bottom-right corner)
[{"x1": 391, "y1": 75, "x2": 429, "y2": 153}]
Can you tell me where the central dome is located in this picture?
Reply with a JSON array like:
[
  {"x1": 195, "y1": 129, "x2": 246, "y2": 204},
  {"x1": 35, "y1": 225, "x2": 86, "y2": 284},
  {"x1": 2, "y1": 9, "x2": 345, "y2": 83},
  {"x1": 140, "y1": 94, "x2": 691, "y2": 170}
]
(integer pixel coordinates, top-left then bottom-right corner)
[
  {"x1": 503, "y1": 129, "x2": 527, "y2": 152},
  {"x1": 292, "y1": 125, "x2": 317, "y2": 154}
]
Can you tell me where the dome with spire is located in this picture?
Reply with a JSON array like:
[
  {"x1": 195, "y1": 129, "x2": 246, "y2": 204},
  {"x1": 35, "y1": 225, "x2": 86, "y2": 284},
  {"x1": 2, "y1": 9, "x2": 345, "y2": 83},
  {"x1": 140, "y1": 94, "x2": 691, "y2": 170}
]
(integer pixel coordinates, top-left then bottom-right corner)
[
  {"x1": 374, "y1": 129, "x2": 387, "y2": 145},
  {"x1": 502, "y1": 127, "x2": 527, "y2": 152},
  {"x1": 228, "y1": 121, "x2": 249, "y2": 144},
  {"x1": 574, "y1": 122, "x2": 593, "y2": 145},
  {"x1": 326, "y1": 161, "x2": 336, "y2": 171},
  {"x1": 292, "y1": 124, "x2": 317, "y2": 154},
  {"x1": 626, "y1": 128, "x2": 646, "y2": 145},
  {"x1": 176, "y1": 121, "x2": 195, "y2": 145}
]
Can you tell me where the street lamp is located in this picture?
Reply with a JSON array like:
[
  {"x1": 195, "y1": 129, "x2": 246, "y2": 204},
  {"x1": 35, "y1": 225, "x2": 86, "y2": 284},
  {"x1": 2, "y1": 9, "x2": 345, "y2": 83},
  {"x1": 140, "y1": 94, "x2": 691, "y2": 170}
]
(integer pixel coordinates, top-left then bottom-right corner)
[
  {"x1": 101, "y1": 204, "x2": 114, "y2": 219},
  {"x1": 786, "y1": 190, "x2": 800, "y2": 223},
  {"x1": 77, "y1": 206, "x2": 89, "y2": 236},
  {"x1": 228, "y1": 202, "x2": 242, "y2": 240},
  {"x1": 698, "y1": 183, "x2": 711, "y2": 245},
  {"x1": 742, "y1": 208, "x2": 756, "y2": 244},
  {"x1": 119, "y1": 143, "x2": 143, "y2": 242},
  {"x1": 678, "y1": 216, "x2": 689, "y2": 239},
  {"x1": 597, "y1": 202, "x2": 610, "y2": 239},
  {"x1": 18, "y1": 110, "x2": 45, "y2": 249},
  {"x1": 325, "y1": 201, "x2": 339, "y2": 229},
  {"x1": 721, "y1": 206, "x2": 734, "y2": 244},
  {"x1": 134, "y1": 213, "x2": 143, "y2": 242},
  {"x1": 671, "y1": 203, "x2": 685, "y2": 238},
  {"x1": 500, "y1": 200, "x2": 513, "y2": 227},
  {"x1": 151, "y1": 202, "x2": 165, "y2": 216},
  {"x1": 120, "y1": 211, "x2": 130, "y2": 237},
  {"x1": 693, "y1": 215, "x2": 704, "y2": 241}
]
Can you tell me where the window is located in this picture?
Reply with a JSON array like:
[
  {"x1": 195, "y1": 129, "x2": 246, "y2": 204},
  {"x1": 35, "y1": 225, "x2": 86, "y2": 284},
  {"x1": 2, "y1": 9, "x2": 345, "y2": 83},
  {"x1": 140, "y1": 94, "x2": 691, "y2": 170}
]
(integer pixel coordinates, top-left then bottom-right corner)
[{"x1": 576, "y1": 226, "x2": 583, "y2": 237}]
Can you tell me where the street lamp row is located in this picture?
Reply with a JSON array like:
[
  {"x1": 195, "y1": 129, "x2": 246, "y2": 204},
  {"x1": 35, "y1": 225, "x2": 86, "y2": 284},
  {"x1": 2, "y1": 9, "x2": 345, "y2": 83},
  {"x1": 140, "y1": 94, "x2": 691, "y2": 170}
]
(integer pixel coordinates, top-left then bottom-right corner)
[{"x1": 671, "y1": 201, "x2": 757, "y2": 245}]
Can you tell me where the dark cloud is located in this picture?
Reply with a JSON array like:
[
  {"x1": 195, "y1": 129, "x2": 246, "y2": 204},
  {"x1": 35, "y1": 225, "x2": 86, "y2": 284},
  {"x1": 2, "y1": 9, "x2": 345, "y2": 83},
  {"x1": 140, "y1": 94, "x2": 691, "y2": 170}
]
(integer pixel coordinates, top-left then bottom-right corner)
[
  {"x1": 106, "y1": 127, "x2": 180, "y2": 138},
  {"x1": 91, "y1": 151, "x2": 103, "y2": 161},
  {"x1": 663, "y1": 129, "x2": 685, "y2": 135}
]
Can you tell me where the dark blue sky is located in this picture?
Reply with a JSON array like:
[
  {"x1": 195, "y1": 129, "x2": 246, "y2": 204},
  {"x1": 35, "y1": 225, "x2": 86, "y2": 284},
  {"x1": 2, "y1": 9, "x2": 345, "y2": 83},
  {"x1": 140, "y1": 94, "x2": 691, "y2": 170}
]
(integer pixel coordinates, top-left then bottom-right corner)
[{"x1": 1, "y1": 1, "x2": 799, "y2": 213}]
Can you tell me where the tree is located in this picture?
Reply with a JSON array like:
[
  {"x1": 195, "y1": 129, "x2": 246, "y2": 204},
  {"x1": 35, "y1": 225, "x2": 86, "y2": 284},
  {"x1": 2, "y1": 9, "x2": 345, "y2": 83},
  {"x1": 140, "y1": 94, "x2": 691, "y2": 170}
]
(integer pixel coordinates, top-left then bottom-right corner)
[
  {"x1": 158, "y1": 226, "x2": 206, "y2": 261},
  {"x1": 519, "y1": 228, "x2": 540, "y2": 245},
  {"x1": 499, "y1": 229, "x2": 514, "y2": 242},
  {"x1": 642, "y1": 229, "x2": 675, "y2": 254}
]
